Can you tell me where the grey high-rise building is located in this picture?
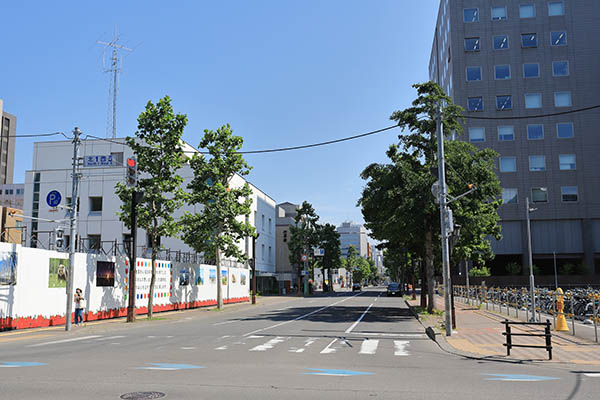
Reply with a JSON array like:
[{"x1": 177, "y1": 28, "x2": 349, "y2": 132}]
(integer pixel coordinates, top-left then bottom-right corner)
[
  {"x1": 430, "y1": 1, "x2": 600, "y2": 276},
  {"x1": 0, "y1": 100, "x2": 16, "y2": 185}
]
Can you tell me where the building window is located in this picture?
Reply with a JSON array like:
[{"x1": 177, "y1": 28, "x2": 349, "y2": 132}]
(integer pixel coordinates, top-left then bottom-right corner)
[
  {"x1": 464, "y1": 8, "x2": 479, "y2": 22},
  {"x1": 491, "y1": 6, "x2": 507, "y2": 20},
  {"x1": 551, "y1": 31, "x2": 567, "y2": 46},
  {"x1": 521, "y1": 33, "x2": 537, "y2": 48},
  {"x1": 469, "y1": 127, "x2": 485, "y2": 142},
  {"x1": 552, "y1": 61, "x2": 569, "y2": 76},
  {"x1": 467, "y1": 97, "x2": 484, "y2": 111},
  {"x1": 466, "y1": 66, "x2": 482, "y2": 81},
  {"x1": 493, "y1": 35, "x2": 509, "y2": 50},
  {"x1": 464, "y1": 37, "x2": 480, "y2": 52},
  {"x1": 557, "y1": 122, "x2": 574, "y2": 138},
  {"x1": 89, "y1": 196, "x2": 102, "y2": 213},
  {"x1": 520, "y1": 4, "x2": 535, "y2": 18},
  {"x1": 111, "y1": 152, "x2": 124, "y2": 166},
  {"x1": 498, "y1": 126, "x2": 514, "y2": 141},
  {"x1": 548, "y1": 1, "x2": 565, "y2": 16},
  {"x1": 268, "y1": 218, "x2": 272, "y2": 233},
  {"x1": 529, "y1": 155, "x2": 546, "y2": 171},
  {"x1": 554, "y1": 92, "x2": 572, "y2": 107},
  {"x1": 88, "y1": 235, "x2": 102, "y2": 251},
  {"x1": 499, "y1": 157, "x2": 516, "y2": 172},
  {"x1": 268, "y1": 246, "x2": 272, "y2": 263},
  {"x1": 261, "y1": 244, "x2": 265, "y2": 261},
  {"x1": 532, "y1": 188, "x2": 548, "y2": 203},
  {"x1": 559, "y1": 154, "x2": 576, "y2": 170},
  {"x1": 261, "y1": 214, "x2": 265, "y2": 231},
  {"x1": 496, "y1": 95, "x2": 512, "y2": 110},
  {"x1": 561, "y1": 186, "x2": 578, "y2": 202},
  {"x1": 527, "y1": 124, "x2": 544, "y2": 140},
  {"x1": 523, "y1": 63, "x2": 540, "y2": 78},
  {"x1": 525, "y1": 93, "x2": 542, "y2": 109},
  {"x1": 495, "y1": 65, "x2": 511, "y2": 80},
  {"x1": 283, "y1": 230, "x2": 287, "y2": 242},
  {"x1": 502, "y1": 188, "x2": 518, "y2": 204}
]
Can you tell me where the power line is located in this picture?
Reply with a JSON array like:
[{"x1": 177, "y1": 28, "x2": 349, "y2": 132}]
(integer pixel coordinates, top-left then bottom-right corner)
[
  {"x1": 462, "y1": 104, "x2": 600, "y2": 120},
  {"x1": 9, "y1": 132, "x2": 70, "y2": 139}
]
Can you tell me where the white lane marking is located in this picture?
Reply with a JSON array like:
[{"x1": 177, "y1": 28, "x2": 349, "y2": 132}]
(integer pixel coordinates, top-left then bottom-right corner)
[
  {"x1": 243, "y1": 292, "x2": 363, "y2": 337},
  {"x1": 352, "y1": 333, "x2": 425, "y2": 338},
  {"x1": 215, "y1": 345, "x2": 228, "y2": 350},
  {"x1": 320, "y1": 338, "x2": 338, "y2": 354},
  {"x1": 394, "y1": 340, "x2": 410, "y2": 356},
  {"x1": 290, "y1": 338, "x2": 316, "y2": 353},
  {"x1": 584, "y1": 373, "x2": 600, "y2": 377},
  {"x1": 345, "y1": 303, "x2": 374, "y2": 334},
  {"x1": 249, "y1": 336, "x2": 287, "y2": 352},
  {"x1": 359, "y1": 339, "x2": 379, "y2": 355},
  {"x1": 180, "y1": 347, "x2": 196, "y2": 350},
  {"x1": 217, "y1": 335, "x2": 232, "y2": 340},
  {"x1": 247, "y1": 335, "x2": 265, "y2": 339},
  {"x1": 110, "y1": 343, "x2": 120, "y2": 345},
  {"x1": 374, "y1": 298, "x2": 378, "y2": 302},
  {"x1": 28, "y1": 335, "x2": 102, "y2": 347},
  {"x1": 147, "y1": 336, "x2": 155, "y2": 338},
  {"x1": 213, "y1": 320, "x2": 236, "y2": 326},
  {"x1": 95, "y1": 335, "x2": 125, "y2": 341}
]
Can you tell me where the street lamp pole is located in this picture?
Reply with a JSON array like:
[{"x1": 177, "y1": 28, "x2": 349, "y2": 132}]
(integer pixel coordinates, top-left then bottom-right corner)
[{"x1": 526, "y1": 196, "x2": 537, "y2": 322}]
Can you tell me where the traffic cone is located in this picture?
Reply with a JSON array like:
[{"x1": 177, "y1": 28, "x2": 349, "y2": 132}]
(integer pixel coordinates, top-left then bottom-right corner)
[{"x1": 555, "y1": 288, "x2": 569, "y2": 331}]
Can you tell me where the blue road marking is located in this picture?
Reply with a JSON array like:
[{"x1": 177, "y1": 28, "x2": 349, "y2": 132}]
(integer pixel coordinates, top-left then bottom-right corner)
[
  {"x1": 304, "y1": 368, "x2": 374, "y2": 376},
  {"x1": 483, "y1": 374, "x2": 559, "y2": 382},
  {"x1": 0, "y1": 362, "x2": 47, "y2": 368},
  {"x1": 137, "y1": 363, "x2": 204, "y2": 371}
]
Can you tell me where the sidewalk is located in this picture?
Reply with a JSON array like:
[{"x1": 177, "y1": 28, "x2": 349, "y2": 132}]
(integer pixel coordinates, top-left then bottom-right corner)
[{"x1": 408, "y1": 295, "x2": 600, "y2": 366}]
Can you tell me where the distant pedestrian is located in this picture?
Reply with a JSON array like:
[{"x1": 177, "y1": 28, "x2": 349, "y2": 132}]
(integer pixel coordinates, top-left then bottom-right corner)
[{"x1": 74, "y1": 288, "x2": 85, "y2": 326}]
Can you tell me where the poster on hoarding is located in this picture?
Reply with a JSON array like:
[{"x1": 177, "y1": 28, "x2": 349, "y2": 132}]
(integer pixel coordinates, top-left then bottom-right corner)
[
  {"x1": 48, "y1": 258, "x2": 69, "y2": 288},
  {"x1": 0, "y1": 251, "x2": 17, "y2": 285}
]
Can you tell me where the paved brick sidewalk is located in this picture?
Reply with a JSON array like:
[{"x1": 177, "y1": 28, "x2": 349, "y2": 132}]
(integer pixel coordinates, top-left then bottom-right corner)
[{"x1": 408, "y1": 295, "x2": 600, "y2": 365}]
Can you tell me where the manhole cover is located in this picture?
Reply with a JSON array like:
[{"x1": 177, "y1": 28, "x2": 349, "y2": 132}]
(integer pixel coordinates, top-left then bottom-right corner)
[{"x1": 120, "y1": 392, "x2": 166, "y2": 400}]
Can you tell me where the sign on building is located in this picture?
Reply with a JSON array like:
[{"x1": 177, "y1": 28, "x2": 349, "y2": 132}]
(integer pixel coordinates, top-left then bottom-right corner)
[{"x1": 84, "y1": 155, "x2": 115, "y2": 168}]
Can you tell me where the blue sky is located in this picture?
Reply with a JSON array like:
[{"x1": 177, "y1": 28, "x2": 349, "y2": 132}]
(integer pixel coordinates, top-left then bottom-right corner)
[{"x1": 3, "y1": 1, "x2": 439, "y2": 226}]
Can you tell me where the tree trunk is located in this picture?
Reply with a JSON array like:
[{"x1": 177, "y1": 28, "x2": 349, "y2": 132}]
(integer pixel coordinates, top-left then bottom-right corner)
[
  {"x1": 420, "y1": 261, "x2": 427, "y2": 309},
  {"x1": 411, "y1": 259, "x2": 417, "y2": 300},
  {"x1": 216, "y1": 244, "x2": 223, "y2": 309},
  {"x1": 148, "y1": 236, "x2": 156, "y2": 319},
  {"x1": 425, "y1": 230, "x2": 436, "y2": 313}
]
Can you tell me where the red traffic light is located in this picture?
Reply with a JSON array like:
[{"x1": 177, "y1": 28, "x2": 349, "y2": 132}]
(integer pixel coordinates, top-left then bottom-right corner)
[{"x1": 127, "y1": 158, "x2": 136, "y2": 168}]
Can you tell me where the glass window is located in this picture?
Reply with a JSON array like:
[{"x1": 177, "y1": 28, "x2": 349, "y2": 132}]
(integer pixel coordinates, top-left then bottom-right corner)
[
  {"x1": 464, "y1": 37, "x2": 480, "y2": 51},
  {"x1": 557, "y1": 122, "x2": 574, "y2": 138},
  {"x1": 548, "y1": 1, "x2": 565, "y2": 16},
  {"x1": 89, "y1": 196, "x2": 103, "y2": 213},
  {"x1": 496, "y1": 95, "x2": 512, "y2": 110},
  {"x1": 527, "y1": 124, "x2": 544, "y2": 140},
  {"x1": 502, "y1": 188, "x2": 518, "y2": 204},
  {"x1": 521, "y1": 33, "x2": 537, "y2": 48},
  {"x1": 552, "y1": 61, "x2": 569, "y2": 76},
  {"x1": 561, "y1": 186, "x2": 578, "y2": 202},
  {"x1": 520, "y1": 4, "x2": 535, "y2": 18},
  {"x1": 498, "y1": 126, "x2": 514, "y2": 141},
  {"x1": 523, "y1": 63, "x2": 540, "y2": 78},
  {"x1": 559, "y1": 154, "x2": 576, "y2": 170},
  {"x1": 466, "y1": 66, "x2": 482, "y2": 81},
  {"x1": 467, "y1": 97, "x2": 484, "y2": 111},
  {"x1": 491, "y1": 6, "x2": 507, "y2": 20},
  {"x1": 464, "y1": 8, "x2": 479, "y2": 22},
  {"x1": 493, "y1": 35, "x2": 509, "y2": 50},
  {"x1": 555, "y1": 92, "x2": 572, "y2": 107},
  {"x1": 532, "y1": 188, "x2": 548, "y2": 203},
  {"x1": 89, "y1": 235, "x2": 102, "y2": 250},
  {"x1": 551, "y1": 31, "x2": 567, "y2": 46},
  {"x1": 495, "y1": 65, "x2": 511, "y2": 80},
  {"x1": 469, "y1": 127, "x2": 485, "y2": 142},
  {"x1": 525, "y1": 93, "x2": 542, "y2": 108},
  {"x1": 499, "y1": 157, "x2": 516, "y2": 172},
  {"x1": 529, "y1": 155, "x2": 546, "y2": 171}
]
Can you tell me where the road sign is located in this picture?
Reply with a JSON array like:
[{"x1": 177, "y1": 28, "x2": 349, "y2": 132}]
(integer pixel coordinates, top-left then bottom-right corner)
[
  {"x1": 301, "y1": 270, "x2": 308, "y2": 276},
  {"x1": 313, "y1": 248, "x2": 324, "y2": 257},
  {"x1": 300, "y1": 254, "x2": 308, "y2": 262},
  {"x1": 46, "y1": 190, "x2": 62, "y2": 207}
]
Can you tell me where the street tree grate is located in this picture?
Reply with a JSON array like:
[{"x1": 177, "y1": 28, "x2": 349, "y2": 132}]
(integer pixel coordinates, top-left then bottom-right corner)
[{"x1": 120, "y1": 392, "x2": 166, "y2": 400}]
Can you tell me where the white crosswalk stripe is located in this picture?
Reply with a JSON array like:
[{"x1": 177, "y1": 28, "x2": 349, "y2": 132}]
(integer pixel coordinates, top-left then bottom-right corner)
[
  {"x1": 249, "y1": 336, "x2": 288, "y2": 351},
  {"x1": 359, "y1": 339, "x2": 379, "y2": 355},
  {"x1": 394, "y1": 340, "x2": 410, "y2": 356}
]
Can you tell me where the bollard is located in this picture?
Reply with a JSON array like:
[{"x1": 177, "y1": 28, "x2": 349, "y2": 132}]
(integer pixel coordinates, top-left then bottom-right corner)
[
  {"x1": 555, "y1": 288, "x2": 569, "y2": 332},
  {"x1": 594, "y1": 295, "x2": 598, "y2": 343}
]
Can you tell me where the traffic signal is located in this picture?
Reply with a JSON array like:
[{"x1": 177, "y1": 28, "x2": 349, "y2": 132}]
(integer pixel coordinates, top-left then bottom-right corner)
[
  {"x1": 126, "y1": 157, "x2": 137, "y2": 187},
  {"x1": 55, "y1": 227, "x2": 65, "y2": 250}
]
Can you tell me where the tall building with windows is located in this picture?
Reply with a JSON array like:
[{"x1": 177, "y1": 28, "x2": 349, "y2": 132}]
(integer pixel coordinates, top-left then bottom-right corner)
[
  {"x1": 0, "y1": 100, "x2": 16, "y2": 185},
  {"x1": 337, "y1": 222, "x2": 369, "y2": 258},
  {"x1": 430, "y1": 1, "x2": 600, "y2": 275}
]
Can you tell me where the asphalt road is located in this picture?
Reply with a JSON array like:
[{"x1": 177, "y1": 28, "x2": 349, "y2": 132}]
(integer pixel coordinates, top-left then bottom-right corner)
[{"x1": 1, "y1": 288, "x2": 600, "y2": 399}]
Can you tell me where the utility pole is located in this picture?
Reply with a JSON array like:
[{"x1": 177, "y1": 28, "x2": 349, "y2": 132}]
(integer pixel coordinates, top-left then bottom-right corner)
[
  {"x1": 436, "y1": 104, "x2": 453, "y2": 337},
  {"x1": 526, "y1": 197, "x2": 537, "y2": 322},
  {"x1": 303, "y1": 245, "x2": 309, "y2": 296},
  {"x1": 127, "y1": 190, "x2": 138, "y2": 322},
  {"x1": 251, "y1": 234, "x2": 259, "y2": 304},
  {"x1": 65, "y1": 127, "x2": 81, "y2": 331}
]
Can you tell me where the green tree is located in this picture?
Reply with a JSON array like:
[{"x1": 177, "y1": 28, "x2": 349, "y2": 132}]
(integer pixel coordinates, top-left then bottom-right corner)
[
  {"x1": 318, "y1": 223, "x2": 341, "y2": 291},
  {"x1": 181, "y1": 124, "x2": 256, "y2": 309},
  {"x1": 116, "y1": 96, "x2": 187, "y2": 319},
  {"x1": 287, "y1": 201, "x2": 320, "y2": 293},
  {"x1": 359, "y1": 82, "x2": 501, "y2": 313}
]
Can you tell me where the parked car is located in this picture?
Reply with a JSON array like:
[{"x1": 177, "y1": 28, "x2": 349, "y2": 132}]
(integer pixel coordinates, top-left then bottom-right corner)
[
  {"x1": 387, "y1": 282, "x2": 401, "y2": 297},
  {"x1": 352, "y1": 282, "x2": 362, "y2": 291}
]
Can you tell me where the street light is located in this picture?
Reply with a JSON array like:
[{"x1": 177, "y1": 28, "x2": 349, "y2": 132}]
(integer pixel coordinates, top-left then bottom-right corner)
[{"x1": 526, "y1": 196, "x2": 538, "y2": 322}]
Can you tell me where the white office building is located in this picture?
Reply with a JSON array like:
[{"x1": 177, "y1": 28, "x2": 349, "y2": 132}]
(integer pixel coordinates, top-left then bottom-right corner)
[
  {"x1": 336, "y1": 221, "x2": 369, "y2": 258},
  {"x1": 23, "y1": 138, "x2": 276, "y2": 275}
]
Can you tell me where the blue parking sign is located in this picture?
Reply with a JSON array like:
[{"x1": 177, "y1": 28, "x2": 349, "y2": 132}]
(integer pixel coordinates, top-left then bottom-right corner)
[{"x1": 46, "y1": 190, "x2": 62, "y2": 207}]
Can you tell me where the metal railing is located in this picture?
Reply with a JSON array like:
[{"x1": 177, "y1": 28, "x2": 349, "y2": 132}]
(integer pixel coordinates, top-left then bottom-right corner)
[{"x1": 502, "y1": 319, "x2": 553, "y2": 360}]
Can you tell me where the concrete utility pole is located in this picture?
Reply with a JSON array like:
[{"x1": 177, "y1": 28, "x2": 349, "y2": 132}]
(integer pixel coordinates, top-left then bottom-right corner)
[
  {"x1": 65, "y1": 127, "x2": 81, "y2": 331},
  {"x1": 526, "y1": 197, "x2": 537, "y2": 322},
  {"x1": 127, "y1": 190, "x2": 139, "y2": 322},
  {"x1": 436, "y1": 105, "x2": 453, "y2": 337},
  {"x1": 251, "y1": 234, "x2": 258, "y2": 304},
  {"x1": 303, "y1": 246, "x2": 309, "y2": 296}
]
